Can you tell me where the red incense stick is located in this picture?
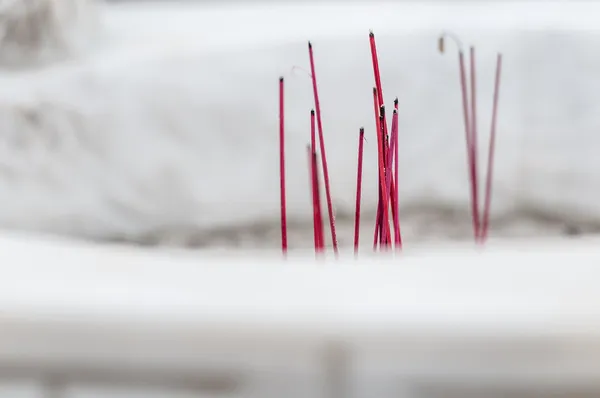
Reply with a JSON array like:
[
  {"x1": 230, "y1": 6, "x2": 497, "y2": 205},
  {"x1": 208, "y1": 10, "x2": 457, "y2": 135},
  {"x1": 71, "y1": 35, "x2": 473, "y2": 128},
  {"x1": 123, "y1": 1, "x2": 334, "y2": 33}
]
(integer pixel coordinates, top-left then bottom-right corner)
[
  {"x1": 307, "y1": 41, "x2": 338, "y2": 255},
  {"x1": 278, "y1": 76, "x2": 287, "y2": 255},
  {"x1": 481, "y1": 53, "x2": 502, "y2": 242},
  {"x1": 310, "y1": 110, "x2": 325, "y2": 251},
  {"x1": 386, "y1": 108, "x2": 401, "y2": 248},
  {"x1": 393, "y1": 98, "x2": 402, "y2": 249},
  {"x1": 469, "y1": 46, "x2": 481, "y2": 241},
  {"x1": 313, "y1": 152, "x2": 325, "y2": 251},
  {"x1": 307, "y1": 144, "x2": 318, "y2": 252},
  {"x1": 372, "y1": 88, "x2": 382, "y2": 249},
  {"x1": 354, "y1": 127, "x2": 365, "y2": 255},
  {"x1": 369, "y1": 31, "x2": 390, "y2": 140}
]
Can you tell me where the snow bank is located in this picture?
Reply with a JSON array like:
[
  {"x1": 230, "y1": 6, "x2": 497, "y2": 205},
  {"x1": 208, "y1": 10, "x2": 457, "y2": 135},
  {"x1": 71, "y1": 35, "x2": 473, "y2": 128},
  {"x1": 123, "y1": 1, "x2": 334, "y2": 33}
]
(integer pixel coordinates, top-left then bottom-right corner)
[{"x1": 0, "y1": 232, "x2": 599, "y2": 397}]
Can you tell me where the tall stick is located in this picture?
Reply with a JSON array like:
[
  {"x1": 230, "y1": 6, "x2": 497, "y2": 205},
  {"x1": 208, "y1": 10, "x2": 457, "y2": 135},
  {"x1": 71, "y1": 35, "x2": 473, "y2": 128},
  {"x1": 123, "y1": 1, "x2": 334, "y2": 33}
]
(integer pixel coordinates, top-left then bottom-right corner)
[
  {"x1": 310, "y1": 110, "x2": 324, "y2": 251},
  {"x1": 313, "y1": 153, "x2": 325, "y2": 251},
  {"x1": 481, "y1": 53, "x2": 503, "y2": 242},
  {"x1": 278, "y1": 77, "x2": 287, "y2": 255},
  {"x1": 308, "y1": 145, "x2": 318, "y2": 252},
  {"x1": 393, "y1": 98, "x2": 402, "y2": 249},
  {"x1": 354, "y1": 128, "x2": 365, "y2": 255},
  {"x1": 372, "y1": 88, "x2": 383, "y2": 249},
  {"x1": 369, "y1": 31, "x2": 389, "y2": 141},
  {"x1": 469, "y1": 46, "x2": 481, "y2": 240},
  {"x1": 307, "y1": 42, "x2": 338, "y2": 255},
  {"x1": 386, "y1": 108, "x2": 402, "y2": 248}
]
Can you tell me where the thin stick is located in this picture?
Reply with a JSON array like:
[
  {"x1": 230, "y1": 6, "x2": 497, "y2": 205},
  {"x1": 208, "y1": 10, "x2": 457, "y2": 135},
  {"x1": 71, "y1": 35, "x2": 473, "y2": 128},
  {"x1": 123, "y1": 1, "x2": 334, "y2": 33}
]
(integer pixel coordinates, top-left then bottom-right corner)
[
  {"x1": 381, "y1": 108, "x2": 399, "y2": 249},
  {"x1": 369, "y1": 31, "x2": 390, "y2": 141},
  {"x1": 278, "y1": 77, "x2": 287, "y2": 255},
  {"x1": 386, "y1": 108, "x2": 402, "y2": 249},
  {"x1": 313, "y1": 151, "x2": 325, "y2": 251},
  {"x1": 354, "y1": 128, "x2": 365, "y2": 255},
  {"x1": 439, "y1": 33, "x2": 478, "y2": 242},
  {"x1": 372, "y1": 88, "x2": 382, "y2": 250},
  {"x1": 469, "y1": 46, "x2": 481, "y2": 241},
  {"x1": 307, "y1": 144, "x2": 319, "y2": 252},
  {"x1": 307, "y1": 41, "x2": 338, "y2": 255},
  {"x1": 310, "y1": 110, "x2": 325, "y2": 251},
  {"x1": 481, "y1": 53, "x2": 502, "y2": 242},
  {"x1": 393, "y1": 98, "x2": 402, "y2": 249}
]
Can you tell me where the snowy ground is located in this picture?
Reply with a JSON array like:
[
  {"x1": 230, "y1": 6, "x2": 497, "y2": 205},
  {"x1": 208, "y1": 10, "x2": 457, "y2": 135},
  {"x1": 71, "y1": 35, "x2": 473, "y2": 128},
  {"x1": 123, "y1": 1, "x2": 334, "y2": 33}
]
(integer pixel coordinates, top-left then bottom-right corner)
[
  {"x1": 1, "y1": 1, "x2": 600, "y2": 248},
  {"x1": 0, "y1": 232, "x2": 599, "y2": 398}
]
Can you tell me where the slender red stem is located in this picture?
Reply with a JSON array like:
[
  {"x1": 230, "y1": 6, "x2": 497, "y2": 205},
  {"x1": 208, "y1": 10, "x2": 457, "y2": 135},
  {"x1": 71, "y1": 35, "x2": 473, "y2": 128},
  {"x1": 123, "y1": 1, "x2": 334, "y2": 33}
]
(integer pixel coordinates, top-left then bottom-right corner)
[
  {"x1": 386, "y1": 108, "x2": 401, "y2": 249},
  {"x1": 313, "y1": 152, "x2": 325, "y2": 251},
  {"x1": 369, "y1": 31, "x2": 390, "y2": 140},
  {"x1": 481, "y1": 53, "x2": 502, "y2": 242},
  {"x1": 309, "y1": 110, "x2": 324, "y2": 252},
  {"x1": 354, "y1": 128, "x2": 365, "y2": 255},
  {"x1": 372, "y1": 88, "x2": 381, "y2": 249},
  {"x1": 393, "y1": 98, "x2": 402, "y2": 249},
  {"x1": 307, "y1": 42, "x2": 338, "y2": 255},
  {"x1": 307, "y1": 144, "x2": 319, "y2": 252},
  {"x1": 457, "y1": 52, "x2": 478, "y2": 242},
  {"x1": 381, "y1": 111, "x2": 397, "y2": 249},
  {"x1": 278, "y1": 77, "x2": 287, "y2": 255},
  {"x1": 469, "y1": 46, "x2": 481, "y2": 242}
]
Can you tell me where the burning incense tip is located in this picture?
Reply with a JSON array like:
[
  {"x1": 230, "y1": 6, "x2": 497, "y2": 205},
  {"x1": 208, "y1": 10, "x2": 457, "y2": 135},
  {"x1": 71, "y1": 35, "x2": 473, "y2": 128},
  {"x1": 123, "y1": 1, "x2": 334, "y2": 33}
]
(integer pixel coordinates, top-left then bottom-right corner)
[
  {"x1": 380, "y1": 104, "x2": 386, "y2": 117},
  {"x1": 279, "y1": 76, "x2": 284, "y2": 82},
  {"x1": 438, "y1": 36, "x2": 445, "y2": 53},
  {"x1": 394, "y1": 97, "x2": 398, "y2": 106},
  {"x1": 369, "y1": 30, "x2": 374, "y2": 37},
  {"x1": 310, "y1": 109, "x2": 315, "y2": 115},
  {"x1": 308, "y1": 41, "x2": 312, "y2": 48}
]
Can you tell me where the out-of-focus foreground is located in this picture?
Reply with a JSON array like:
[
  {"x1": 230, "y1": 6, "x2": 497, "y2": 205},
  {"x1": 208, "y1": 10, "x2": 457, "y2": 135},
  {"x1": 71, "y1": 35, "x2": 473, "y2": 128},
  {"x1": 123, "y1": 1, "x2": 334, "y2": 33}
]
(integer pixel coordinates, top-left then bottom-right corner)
[{"x1": 0, "y1": 233, "x2": 598, "y2": 398}]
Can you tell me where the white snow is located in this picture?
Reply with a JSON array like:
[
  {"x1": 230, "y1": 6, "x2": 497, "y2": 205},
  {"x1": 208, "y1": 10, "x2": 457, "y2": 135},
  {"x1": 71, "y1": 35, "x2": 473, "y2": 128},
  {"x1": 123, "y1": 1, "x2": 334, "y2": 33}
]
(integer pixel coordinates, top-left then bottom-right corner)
[
  {"x1": 0, "y1": 0, "x2": 599, "y2": 248},
  {"x1": 0, "y1": 232, "x2": 599, "y2": 397}
]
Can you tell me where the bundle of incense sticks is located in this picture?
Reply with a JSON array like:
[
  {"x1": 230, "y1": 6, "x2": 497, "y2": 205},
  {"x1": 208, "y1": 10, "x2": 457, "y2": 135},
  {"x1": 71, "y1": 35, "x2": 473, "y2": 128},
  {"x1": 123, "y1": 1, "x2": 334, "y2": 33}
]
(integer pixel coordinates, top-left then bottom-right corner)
[
  {"x1": 438, "y1": 33, "x2": 503, "y2": 244},
  {"x1": 278, "y1": 31, "x2": 502, "y2": 256}
]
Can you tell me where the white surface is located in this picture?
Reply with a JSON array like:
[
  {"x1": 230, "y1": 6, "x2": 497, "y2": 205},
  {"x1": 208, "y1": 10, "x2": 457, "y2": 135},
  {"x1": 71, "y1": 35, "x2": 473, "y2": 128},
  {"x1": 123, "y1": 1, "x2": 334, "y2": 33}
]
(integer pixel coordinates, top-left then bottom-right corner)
[
  {"x1": 0, "y1": 231, "x2": 596, "y2": 331},
  {"x1": 0, "y1": 234, "x2": 600, "y2": 397},
  {"x1": 0, "y1": 1, "x2": 600, "y2": 246}
]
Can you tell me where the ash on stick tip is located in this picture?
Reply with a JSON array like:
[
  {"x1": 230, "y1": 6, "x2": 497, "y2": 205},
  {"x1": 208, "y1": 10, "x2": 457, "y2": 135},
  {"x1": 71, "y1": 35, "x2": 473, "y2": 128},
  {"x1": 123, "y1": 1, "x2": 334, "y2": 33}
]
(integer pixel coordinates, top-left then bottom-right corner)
[
  {"x1": 279, "y1": 76, "x2": 284, "y2": 82},
  {"x1": 310, "y1": 109, "x2": 315, "y2": 115},
  {"x1": 359, "y1": 127, "x2": 364, "y2": 133},
  {"x1": 372, "y1": 87, "x2": 377, "y2": 94},
  {"x1": 393, "y1": 109, "x2": 398, "y2": 114},
  {"x1": 380, "y1": 104, "x2": 386, "y2": 116},
  {"x1": 394, "y1": 97, "x2": 398, "y2": 106},
  {"x1": 439, "y1": 31, "x2": 464, "y2": 53},
  {"x1": 308, "y1": 41, "x2": 312, "y2": 48},
  {"x1": 369, "y1": 30, "x2": 374, "y2": 37}
]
